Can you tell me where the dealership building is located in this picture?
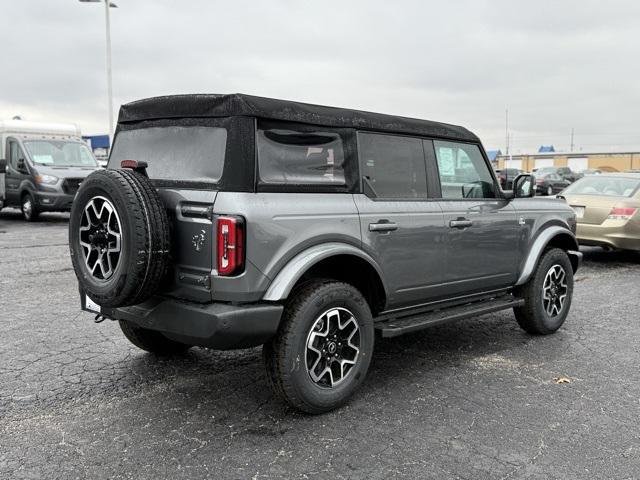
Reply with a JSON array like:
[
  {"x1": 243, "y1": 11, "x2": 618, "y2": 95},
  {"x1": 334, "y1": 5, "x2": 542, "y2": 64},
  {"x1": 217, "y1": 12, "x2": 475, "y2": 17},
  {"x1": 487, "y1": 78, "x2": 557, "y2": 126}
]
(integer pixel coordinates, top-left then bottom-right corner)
[{"x1": 495, "y1": 150, "x2": 640, "y2": 172}]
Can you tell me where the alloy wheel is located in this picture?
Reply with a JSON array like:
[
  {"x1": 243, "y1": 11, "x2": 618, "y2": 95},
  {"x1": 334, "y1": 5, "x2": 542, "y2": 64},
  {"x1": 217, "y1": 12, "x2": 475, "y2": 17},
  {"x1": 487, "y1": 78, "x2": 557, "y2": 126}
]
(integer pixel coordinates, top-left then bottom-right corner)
[
  {"x1": 542, "y1": 264, "x2": 568, "y2": 317},
  {"x1": 305, "y1": 307, "x2": 360, "y2": 388},
  {"x1": 79, "y1": 196, "x2": 122, "y2": 280},
  {"x1": 22, "y1": 197, "x2": 32, "y2": 220}
]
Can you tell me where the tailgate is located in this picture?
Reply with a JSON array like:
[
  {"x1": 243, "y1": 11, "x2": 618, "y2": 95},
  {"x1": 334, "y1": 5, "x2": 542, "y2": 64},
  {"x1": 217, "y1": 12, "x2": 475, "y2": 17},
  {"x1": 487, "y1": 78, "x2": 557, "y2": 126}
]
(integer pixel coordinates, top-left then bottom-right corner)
[{"x1": 158, "y1": 188, "x2": 217, "y2": 302}]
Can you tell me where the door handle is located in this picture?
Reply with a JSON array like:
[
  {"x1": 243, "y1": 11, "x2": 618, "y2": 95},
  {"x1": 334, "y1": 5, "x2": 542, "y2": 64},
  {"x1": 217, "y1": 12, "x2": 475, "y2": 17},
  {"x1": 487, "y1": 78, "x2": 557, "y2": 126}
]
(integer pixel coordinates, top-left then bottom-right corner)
[
  {"x1": 449, "y1": 219, "x2": 473, "y2": 229},
  {"x1": 369, "y1": 221, "x2": 398, "y2": 232}
]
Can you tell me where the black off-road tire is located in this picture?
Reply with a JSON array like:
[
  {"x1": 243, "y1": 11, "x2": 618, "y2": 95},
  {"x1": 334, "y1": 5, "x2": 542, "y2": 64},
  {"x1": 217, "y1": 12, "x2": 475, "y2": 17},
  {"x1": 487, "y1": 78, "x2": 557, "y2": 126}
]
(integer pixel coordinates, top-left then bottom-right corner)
[
  {"x1": 514, "y1": 248, "x2": 574, "y2": 335},
  {"x1": 21, "y1": 192, "x2": 40, "y2": 222},
  {"x1": 263, "y1": 280, "x2": 374, "y2": 414},
  {"x1": 69, "y1": 169, "x2": 171, "y2": 308},
  {"x1": 119, "y1": 320, "x2": 191, "y2": 355}
]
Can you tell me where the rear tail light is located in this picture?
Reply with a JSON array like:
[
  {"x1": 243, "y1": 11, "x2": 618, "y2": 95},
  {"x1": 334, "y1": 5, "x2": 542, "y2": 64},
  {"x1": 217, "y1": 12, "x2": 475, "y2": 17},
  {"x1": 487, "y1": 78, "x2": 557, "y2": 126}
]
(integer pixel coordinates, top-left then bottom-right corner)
[
  {"x1": 536, "y1": 178, "x2": 545, "y2": 184},
  {"x1": 607, "y1": 207, "x2": 637, "y2": 221},
  {"x1": 216, "y1": 216, "x2": 245, "y2": 276}
]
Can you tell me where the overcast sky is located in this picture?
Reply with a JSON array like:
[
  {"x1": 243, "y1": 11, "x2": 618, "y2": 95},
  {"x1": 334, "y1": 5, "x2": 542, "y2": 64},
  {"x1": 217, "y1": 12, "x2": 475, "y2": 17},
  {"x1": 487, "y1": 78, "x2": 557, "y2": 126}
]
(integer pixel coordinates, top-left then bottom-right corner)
[{"x1": 2, "y1": 0, "x2": 639, "y2": 153}]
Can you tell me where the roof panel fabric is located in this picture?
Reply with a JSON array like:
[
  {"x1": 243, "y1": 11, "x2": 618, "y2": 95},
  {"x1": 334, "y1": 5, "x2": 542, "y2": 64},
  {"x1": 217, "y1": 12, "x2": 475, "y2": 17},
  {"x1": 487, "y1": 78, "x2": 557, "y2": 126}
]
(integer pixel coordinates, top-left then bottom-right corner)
[{"x1": 118, "y1": 93, "x2": 478, "y2": 142}]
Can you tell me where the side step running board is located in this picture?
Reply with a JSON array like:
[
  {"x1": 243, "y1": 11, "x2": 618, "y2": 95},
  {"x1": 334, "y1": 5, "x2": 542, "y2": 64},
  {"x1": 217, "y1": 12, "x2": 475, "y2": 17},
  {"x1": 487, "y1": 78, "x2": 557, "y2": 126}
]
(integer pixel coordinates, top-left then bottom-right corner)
[{"x1": 375, "y1": 295, "x2": 524, "y2": 338}]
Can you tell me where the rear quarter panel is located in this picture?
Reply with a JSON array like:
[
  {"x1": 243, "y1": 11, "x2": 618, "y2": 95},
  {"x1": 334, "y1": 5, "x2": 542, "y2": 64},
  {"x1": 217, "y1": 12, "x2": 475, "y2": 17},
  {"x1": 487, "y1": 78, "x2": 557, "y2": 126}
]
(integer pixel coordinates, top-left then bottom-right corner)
[{"x1": 211, "y1": 192, "x2": 362, "y2": 302}]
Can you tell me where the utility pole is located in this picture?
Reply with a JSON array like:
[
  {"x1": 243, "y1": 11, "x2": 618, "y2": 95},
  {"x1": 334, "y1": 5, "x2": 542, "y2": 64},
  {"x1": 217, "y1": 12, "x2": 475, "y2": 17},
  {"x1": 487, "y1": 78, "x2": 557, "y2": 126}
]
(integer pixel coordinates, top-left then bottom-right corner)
[
  {"x1": 79, "y1": 0, "x2": 118, "y2": 143},
  {"x1": 104, "y1": 0, "x2": 114, "y2": 142},
  {"x1": 570, "y1": 128, "x2": 574, "y2": 152},
  {"x1": 505, "y1": 108, "x2": 509, "y2": 155}
]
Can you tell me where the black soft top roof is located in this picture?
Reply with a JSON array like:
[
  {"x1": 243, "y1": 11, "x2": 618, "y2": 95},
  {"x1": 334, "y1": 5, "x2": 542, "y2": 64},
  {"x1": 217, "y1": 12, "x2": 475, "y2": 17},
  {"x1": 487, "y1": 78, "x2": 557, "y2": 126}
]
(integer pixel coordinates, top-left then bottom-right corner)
[{"x1": 118, "y1": 93, "x2": 479, "y2": 143}]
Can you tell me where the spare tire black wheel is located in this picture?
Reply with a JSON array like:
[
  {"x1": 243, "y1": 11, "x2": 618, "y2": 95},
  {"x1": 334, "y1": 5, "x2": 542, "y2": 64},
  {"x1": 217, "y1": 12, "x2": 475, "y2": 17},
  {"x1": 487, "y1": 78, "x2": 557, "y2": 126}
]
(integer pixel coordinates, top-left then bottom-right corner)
[{"x1": 69, "y1": 169, "x2": 171, "y2": 308}]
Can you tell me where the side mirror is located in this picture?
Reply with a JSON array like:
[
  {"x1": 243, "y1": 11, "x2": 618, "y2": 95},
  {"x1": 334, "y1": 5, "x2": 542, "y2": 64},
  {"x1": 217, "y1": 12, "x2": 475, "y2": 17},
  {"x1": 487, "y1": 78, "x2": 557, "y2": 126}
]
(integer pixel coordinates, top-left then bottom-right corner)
[
  {"x1": 513, "y1": 174, "x2": 536, "y2": 198},
  {"x1": 17, "y1": 158, "x2": 28, "y2": 173},
  {"x1": 0, "y1": 159, "x2": 6, "y2": 174}
]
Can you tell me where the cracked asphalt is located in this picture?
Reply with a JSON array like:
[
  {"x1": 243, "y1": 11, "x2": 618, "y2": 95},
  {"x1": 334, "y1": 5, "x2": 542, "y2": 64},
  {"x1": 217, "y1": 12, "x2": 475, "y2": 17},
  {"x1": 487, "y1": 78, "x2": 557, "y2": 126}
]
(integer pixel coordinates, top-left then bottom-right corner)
[{"x1": 1, "y1": 208, "x2": 640, "y2": 479}]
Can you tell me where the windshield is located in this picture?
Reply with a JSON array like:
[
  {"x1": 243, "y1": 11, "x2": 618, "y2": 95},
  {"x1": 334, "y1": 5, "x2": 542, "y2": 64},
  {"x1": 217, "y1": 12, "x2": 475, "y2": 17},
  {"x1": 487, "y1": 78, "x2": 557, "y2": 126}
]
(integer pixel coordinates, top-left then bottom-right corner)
[
  {"x1": 563, "y1": 176, "x2": 640, "y2": 197},
  {"x1": 24, "y1": 140, "x2": 98, "y2": 167},
  {"x1": 109, "y1": 126, "x2": 227, "y2": 183}
]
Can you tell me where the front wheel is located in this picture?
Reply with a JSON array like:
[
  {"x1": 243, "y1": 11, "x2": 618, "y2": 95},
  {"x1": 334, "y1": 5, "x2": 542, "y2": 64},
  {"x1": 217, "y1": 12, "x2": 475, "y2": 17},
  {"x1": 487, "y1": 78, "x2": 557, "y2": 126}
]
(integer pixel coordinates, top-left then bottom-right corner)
[
  {"x1": 514, "y1": 248, "x2": 574, "y2": 334},
  {"x1": 263, "y1": 280, "x2": 374, "y2": 414},
  {"x1": 22, "y1": 193, "x2": 39, "y2": 221}
]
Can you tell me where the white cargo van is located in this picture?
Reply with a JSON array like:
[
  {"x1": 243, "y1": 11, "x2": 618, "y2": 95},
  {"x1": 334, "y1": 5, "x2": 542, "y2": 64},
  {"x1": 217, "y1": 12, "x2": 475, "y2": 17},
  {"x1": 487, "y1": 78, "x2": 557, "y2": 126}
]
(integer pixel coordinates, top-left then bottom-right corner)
[{"x1": 0, "y1": 119, "x2": 100, "y2": 220}]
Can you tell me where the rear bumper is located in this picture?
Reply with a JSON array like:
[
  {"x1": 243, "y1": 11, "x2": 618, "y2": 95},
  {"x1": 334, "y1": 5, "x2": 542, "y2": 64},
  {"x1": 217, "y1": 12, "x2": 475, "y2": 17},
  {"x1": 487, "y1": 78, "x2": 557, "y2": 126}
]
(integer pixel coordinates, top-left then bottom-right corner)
[
  {"x1": 84, "y1": 295, "x2": 283, "y2": 350},
  {"x1": 34, "y1": 191, "x2": 74, "y2": 211},
  {"x1": 577, "y1": 223, "x2": 640, "y2": 251}
]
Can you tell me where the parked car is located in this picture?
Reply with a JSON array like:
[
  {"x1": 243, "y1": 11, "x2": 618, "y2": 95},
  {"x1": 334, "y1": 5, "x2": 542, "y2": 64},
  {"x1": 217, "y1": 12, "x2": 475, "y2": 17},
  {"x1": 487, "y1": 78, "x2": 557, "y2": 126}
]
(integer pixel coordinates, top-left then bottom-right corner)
[
  {"x1": 561, "y1": 174, "x2": 640, "y2": 251},
  {"x1": 535, "y1": 172, "x2": 572, "y2": 196},
  {"x1": 495, "y1": 168, "x2": 524, "y2": 190},
  {"x1": 0, "y1": 119, "x2": 100, "y2": 220},
  {"x1": 533, "y1": 166, "x2": 582, "y2": 183},
  {"x1": 68, "y1": 94, "x2": 582, "y2": 413},
  {"x1": 580, "y1": 168, "x2": 603, "y2": 176}
]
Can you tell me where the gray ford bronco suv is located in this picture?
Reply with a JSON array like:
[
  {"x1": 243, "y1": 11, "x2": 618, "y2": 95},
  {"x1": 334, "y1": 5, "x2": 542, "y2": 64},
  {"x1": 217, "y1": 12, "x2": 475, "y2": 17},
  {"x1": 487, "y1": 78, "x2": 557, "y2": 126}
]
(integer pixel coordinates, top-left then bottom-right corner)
[{"x1": 69, "y1": 94, "x2": 582, "y2": 413}]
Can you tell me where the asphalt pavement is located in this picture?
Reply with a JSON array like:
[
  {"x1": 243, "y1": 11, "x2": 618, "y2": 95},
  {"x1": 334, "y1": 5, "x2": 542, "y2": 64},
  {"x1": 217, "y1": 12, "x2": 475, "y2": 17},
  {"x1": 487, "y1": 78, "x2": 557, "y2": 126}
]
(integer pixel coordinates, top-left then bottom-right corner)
[{"x1": 1, "y1": 208, "x2": 639, "y2": 479}]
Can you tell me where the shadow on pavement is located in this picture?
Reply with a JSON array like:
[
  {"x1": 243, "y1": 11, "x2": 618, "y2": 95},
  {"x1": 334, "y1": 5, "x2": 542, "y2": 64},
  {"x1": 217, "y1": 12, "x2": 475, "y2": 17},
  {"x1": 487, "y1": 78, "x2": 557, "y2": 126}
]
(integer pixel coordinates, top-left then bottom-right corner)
[
  {"x1": 0, "y1": 207, "x2": 69, "y2": 224},
  {"x1": 580, "y1": 246, "x2": 640, "y2": 265}
]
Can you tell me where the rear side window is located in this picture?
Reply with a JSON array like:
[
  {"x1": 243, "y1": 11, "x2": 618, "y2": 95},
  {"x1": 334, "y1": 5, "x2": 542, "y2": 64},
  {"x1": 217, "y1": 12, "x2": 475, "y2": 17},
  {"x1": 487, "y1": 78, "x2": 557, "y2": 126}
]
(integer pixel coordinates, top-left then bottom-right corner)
[
  {"x1": 257, "y1": 129, "x2": 346, "y2": 186},
  {"x1": 358, "y1": 133, "x2": 427, "y2": 199},
  {"x1": 434, "y1": 141, "x2": 496, "y2": 199},
  {"x1": 109, "y1": 126, "x2": 227, "y2": 182}
]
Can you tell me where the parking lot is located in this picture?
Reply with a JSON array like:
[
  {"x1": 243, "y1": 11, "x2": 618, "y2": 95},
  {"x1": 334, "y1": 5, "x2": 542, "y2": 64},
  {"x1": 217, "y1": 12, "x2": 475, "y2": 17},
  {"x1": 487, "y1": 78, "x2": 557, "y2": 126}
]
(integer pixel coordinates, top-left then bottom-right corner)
[{"x1": 1, "y1": 209, "x2": 639, "y2": 479}]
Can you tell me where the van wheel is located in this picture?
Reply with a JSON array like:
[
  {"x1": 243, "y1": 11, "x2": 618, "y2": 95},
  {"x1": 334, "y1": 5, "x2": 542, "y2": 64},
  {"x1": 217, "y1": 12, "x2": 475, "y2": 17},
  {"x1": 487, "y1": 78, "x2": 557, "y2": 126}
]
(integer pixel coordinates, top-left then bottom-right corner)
[
  {"x1": 22, "y1": 193, "x2": 39, "y2": 221},
  {"x1": 119, "y1": 320, "x2": 191, "y2": 355},
  {"x1": 263, "y1": 280, "x2": 374, "y2": 414},
  {"x1": 514, "y1": 248, "x2": 574, "y2": 334}
]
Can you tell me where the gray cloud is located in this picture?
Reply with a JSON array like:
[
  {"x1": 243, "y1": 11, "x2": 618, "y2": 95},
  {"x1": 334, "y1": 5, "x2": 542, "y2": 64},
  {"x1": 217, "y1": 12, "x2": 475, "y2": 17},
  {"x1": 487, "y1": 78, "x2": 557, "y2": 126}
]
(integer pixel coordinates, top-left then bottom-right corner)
[{"x1": 2, "y1": 0, "x2": 639, "y2": 153}]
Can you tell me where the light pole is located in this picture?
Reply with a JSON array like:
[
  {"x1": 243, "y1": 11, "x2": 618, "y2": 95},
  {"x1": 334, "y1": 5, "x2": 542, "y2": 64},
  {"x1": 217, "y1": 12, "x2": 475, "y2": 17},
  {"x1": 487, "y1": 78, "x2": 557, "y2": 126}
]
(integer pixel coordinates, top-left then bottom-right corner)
[{"x1": 79, "y1": 0, "x2": 118, "y2": 143}]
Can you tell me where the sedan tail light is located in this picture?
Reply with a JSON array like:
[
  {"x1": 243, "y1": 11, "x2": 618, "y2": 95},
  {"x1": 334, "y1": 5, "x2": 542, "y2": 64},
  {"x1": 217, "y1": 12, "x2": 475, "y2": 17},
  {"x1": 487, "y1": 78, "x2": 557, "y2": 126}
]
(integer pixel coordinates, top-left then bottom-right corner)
[
  {"x1": 536, "y1": 178, "x2": 545, "y2": 184},
  {"x1": 216, "y1": 216, "x2": 245, "y2": 276},
  {"x1": 607, "y1": 207, "x2": 638, "y2": 221}
]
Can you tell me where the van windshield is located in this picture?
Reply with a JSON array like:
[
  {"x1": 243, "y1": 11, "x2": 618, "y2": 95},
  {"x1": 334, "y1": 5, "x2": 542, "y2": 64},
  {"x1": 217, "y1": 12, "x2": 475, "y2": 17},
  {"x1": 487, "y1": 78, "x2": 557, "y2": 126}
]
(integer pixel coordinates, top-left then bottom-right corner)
[
  {"x1": 109, "y1": 126, "x2": 227, "y2": 183},
  {"x1": 24, "y1": 140, "x2": 98, "y2": 167}
]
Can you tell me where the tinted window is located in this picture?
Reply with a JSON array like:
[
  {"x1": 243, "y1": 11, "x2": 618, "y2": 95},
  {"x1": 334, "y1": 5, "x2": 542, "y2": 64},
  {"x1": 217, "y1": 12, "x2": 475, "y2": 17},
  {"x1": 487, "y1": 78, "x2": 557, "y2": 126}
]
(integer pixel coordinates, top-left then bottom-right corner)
[
  {"x1": 109, "y1": 126, "x2": 227, "y2": 182},
  {"x1": 358, "y1": 133, "x2": 427, "y2": 198},
  {"x1": 9, "y1": 141, "x2": 19, "y2": 168},
  {"x1": 257, "y1": 129, "x2": 345, "y2": 186},
  {"x1": 434, "y1": 141, "x2": 495, "y2": 199}
]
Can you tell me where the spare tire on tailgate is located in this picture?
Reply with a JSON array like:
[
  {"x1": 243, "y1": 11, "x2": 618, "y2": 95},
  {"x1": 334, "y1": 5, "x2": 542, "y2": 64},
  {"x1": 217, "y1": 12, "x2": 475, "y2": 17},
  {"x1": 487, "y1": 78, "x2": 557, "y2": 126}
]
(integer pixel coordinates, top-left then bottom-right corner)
[{"x1": 69, "y1": 168, "x2": 171, "y2": 308}]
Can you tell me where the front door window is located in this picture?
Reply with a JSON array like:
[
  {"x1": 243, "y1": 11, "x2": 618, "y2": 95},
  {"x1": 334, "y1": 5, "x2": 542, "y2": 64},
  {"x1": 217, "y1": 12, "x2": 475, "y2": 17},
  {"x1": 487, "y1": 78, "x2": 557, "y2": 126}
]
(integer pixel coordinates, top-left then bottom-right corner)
[{"x1": 433, "y1": 141, "x2": 496, "y2": 199}]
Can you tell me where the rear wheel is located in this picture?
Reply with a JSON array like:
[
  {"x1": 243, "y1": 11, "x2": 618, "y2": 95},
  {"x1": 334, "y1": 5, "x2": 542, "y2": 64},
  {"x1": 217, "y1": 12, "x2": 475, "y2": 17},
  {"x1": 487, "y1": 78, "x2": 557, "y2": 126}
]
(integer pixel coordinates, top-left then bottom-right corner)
[
  {"x1": 514, "y1": 248, "x2": 574, "y2": 334},
  {"x1": 263, "y1": 280, "x2": 374, "y2": 414},
  {"x1": 22, "y1": 192, "x2": 39, "y2": 221},
  {"x1": 119, "y1": 320, "x2": 191, "y2": 355},
  {"x1": 546, "y1": 185, "x2": 553, "y2": 196}
]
